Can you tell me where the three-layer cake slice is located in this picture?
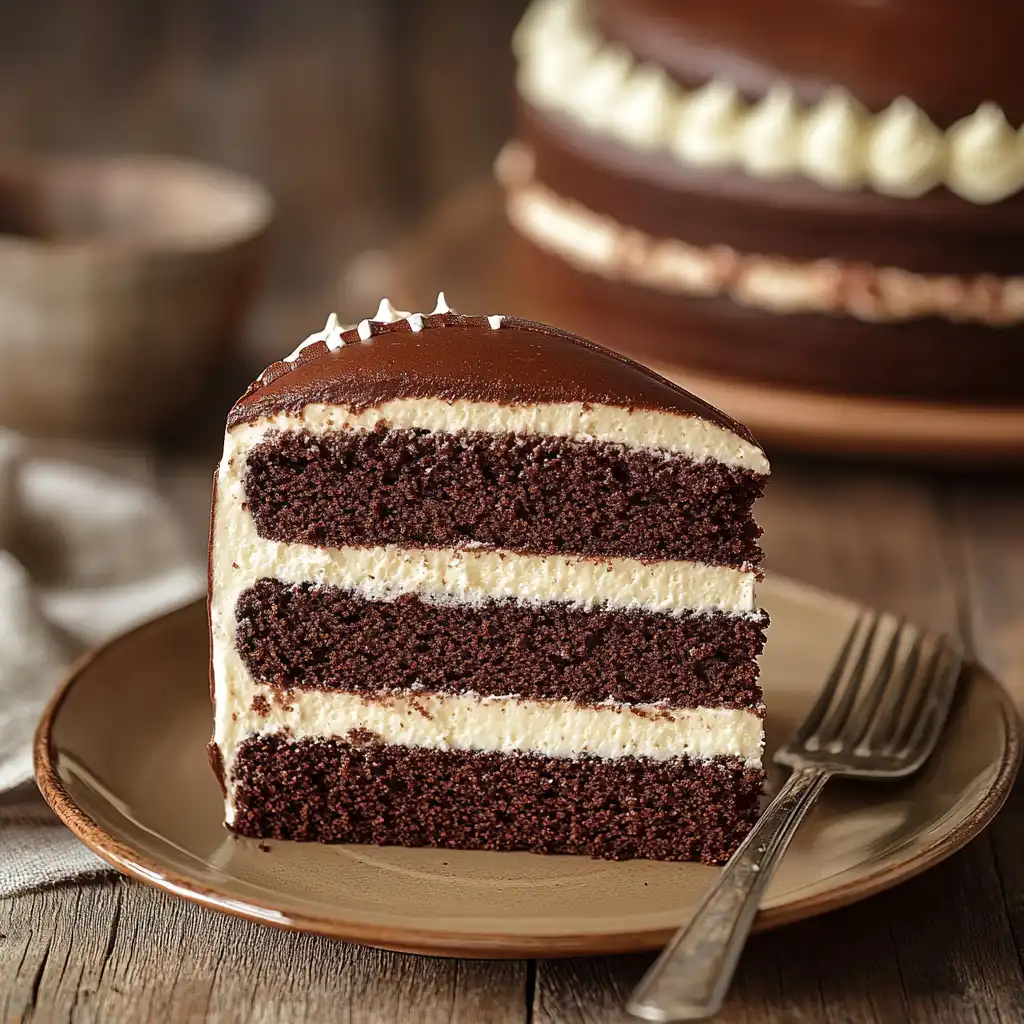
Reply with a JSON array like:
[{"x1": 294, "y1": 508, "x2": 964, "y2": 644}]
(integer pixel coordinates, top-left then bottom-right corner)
[{"x1": 208, "y1": 297, "x2": 770, "y2": 862}]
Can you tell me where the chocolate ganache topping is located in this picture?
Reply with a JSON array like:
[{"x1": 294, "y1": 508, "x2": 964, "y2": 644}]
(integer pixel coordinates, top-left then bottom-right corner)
[
  {"x1": 227, "y1": 295, "x2": 760, "y2": 446},
  {"x1": 595, "y1": 0, "x2": 1024, "y2": 126}
]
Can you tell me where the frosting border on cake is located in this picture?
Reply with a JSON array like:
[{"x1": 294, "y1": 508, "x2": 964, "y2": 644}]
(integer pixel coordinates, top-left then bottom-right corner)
[{"x1": 515, "y1": 0, "x2": 1024, "y2": 204}]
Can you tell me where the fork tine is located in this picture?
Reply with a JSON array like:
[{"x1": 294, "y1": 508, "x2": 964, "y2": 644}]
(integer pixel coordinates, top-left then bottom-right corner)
[
  {"x1": 845, "y1": 619, "x2": 908, "y2": 751},
  {"x1": 792, "y1": 612, "x2": 869, "y2": 746},
  {"x1": 863, "y1": 629, "x2": 922, "y2": 751},
  {"x1": 885, "y1": 637, "x2": 945, "y2": 754},
  {"x1": 893, "y1": 641, "x2": 963, "y2": 761},
  {"x1": 815, "y1": 613, "x2": 881, "y2": 747}
]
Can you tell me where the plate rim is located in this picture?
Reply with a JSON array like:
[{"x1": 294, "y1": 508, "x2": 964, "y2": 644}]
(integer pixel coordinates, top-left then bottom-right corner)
[{"x1": 34, "y1": 594, "x2": 1023, "y2": 959}]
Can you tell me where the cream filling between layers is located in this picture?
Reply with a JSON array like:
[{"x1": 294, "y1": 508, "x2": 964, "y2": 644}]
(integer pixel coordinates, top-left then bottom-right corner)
[
  {"x1": 222, "y1": 537, "x2": 756, "y2": 615},
  {"x1": 229, "y1": 400, "x2": 768, "y2": 474},
  {"x1": 220, "y1": 684, "x2": 764, "y2": 776}
]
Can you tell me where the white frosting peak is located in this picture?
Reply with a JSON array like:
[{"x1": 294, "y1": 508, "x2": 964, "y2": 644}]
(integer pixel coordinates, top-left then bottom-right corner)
[
  {"x1": 282, "y1": 312, "x2": 345, "y2": 363},
  {"x1": 947, "y1": 102, "x2": 1024, "y2": 203},
  {"x1": 516, "y1": 6, "x2": 596, "y2": 111},
  {"x1": 609, "y1": 63, "x2": 678, "y2": 150},
  {"x1": 801, "y1": 88, "x2": 867, "y2": 189},
  {"x1": 740, "y1": 85, "x2": 802, "y2": 178},
  {"x1": 568, "y1": 44, "x2": 633, "y2": 128},
  {"x1": 512, "y1": 0, "x2": 559, "y2": 59},
  {"x1": 671, "y1": 80, "x2": 741, "y2": 168},
  {"x1": 272, "y1": 295, "x2": 523, "y2": 370},
  {"x1": 867, "y1": 98, "x2": 945, "y2": 197},
  {"x1": 372, "y1": 297, "x2": 410, "y2": 323}
]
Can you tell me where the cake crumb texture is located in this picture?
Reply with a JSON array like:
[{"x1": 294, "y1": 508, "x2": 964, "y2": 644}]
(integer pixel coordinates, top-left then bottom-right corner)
[{"x1": 229, "y1": 734, "x2": 763, "y2": 864}]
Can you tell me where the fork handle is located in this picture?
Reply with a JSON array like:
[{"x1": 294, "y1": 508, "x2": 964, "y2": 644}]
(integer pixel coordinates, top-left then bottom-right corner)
[{"x1": 627, "y1": 766, "x2": 832, "y2": 1022}]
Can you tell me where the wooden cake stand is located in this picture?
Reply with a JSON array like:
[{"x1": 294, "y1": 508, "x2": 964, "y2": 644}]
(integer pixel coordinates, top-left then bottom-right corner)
[{"x1": 342, "y1": 183, "x2": 1024, "y2": 465}]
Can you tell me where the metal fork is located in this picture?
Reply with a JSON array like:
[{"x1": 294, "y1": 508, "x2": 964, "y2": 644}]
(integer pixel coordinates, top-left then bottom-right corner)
[{"x1": 627, "y1": 611, "x2": 964, "y2": 1023}]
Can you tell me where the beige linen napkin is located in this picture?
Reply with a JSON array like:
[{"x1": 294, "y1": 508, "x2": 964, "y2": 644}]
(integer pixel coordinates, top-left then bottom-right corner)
[{"x1": 0, "y1": 430, "x2": 205, "y2": 895}]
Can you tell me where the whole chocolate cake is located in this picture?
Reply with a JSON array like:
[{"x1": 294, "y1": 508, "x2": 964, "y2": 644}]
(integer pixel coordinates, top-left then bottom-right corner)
[
  {"x1": 208, "y1": 296, "x2": 770, "y2": 863},
  {"x1": 500, "y1": 0, "x2": 1024, "y2": 404}
]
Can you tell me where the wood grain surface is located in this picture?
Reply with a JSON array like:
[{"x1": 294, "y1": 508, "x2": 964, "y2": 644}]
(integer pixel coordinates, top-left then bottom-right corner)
[{"x1": 3, "y1": 1, "x2": 1024, "y2": 1021}]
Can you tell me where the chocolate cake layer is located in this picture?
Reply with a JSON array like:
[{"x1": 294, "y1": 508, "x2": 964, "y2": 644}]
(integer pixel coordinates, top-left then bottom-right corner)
[
  {"x1": 229, "y1": 314, "x2": 759, "y2": 447},
  {"x1": 235, "y1": 579, "x2": 767, "y2": 709},
  {"x1": 229, "y1": 732, "x2": 763, "y2": 863},
  {"x1": 244, "y1": 428, "x2": 763, "y2": 567}
]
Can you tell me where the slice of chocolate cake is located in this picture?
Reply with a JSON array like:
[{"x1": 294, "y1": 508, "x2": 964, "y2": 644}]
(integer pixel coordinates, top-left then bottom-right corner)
[{"x1": 208, "y1": 296, "x2": 770, "y2": 863}]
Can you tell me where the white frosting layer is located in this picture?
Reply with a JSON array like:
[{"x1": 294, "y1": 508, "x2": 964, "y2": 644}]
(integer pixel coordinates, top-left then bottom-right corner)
[
  {"x1": 500, "y1": 148, "x2": 1024, "y2": 326},
  {"x1": 515, "y1": 0, "x2": 1024, "y2": 203},
  {"x1": 230, "y1": 400, "x2": 768, "y2": 474},
  {"x1": 226, "y1": 534, "x2": 755, "y2": 614},
  {"x1": 220, "y1": 686, "x2": 765, "y2": 778}
]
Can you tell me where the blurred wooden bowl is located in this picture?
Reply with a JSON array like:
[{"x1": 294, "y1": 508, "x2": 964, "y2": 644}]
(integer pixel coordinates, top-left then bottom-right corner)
[{"x1": 0, "y1": 154, "x2": 272, "y2": 437}]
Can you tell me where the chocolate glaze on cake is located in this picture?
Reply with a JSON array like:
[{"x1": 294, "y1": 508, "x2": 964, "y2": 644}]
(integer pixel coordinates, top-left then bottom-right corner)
[
  {"x1": 595, "y1": 0, "x2": 1024, "y2": 125},
  {"x1": 229, "y1": 733, "x2": 763, "y2": 864},
  {"x1": 228, "y1": 313, "x2": 758, "y2": 445},
  {"x1": 207, "y1": 740, "x2": 227, "y2": 799}
]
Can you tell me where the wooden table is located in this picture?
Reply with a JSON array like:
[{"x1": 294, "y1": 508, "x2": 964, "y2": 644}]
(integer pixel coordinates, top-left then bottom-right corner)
[{"x1": 3, "y1": 1, "x2": 1024, "y2": 1019}]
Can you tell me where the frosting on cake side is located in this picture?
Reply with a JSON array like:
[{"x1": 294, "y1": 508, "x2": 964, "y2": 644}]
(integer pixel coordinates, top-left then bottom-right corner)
[{"x1": 516, "y1": 0, "x2": 1024, "y2": 203}]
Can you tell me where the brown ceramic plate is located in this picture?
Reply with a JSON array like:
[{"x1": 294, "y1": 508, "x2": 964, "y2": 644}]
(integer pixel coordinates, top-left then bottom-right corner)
[{"x1": 35, "y1": 576, "x2": 1020, "y2": 958}]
